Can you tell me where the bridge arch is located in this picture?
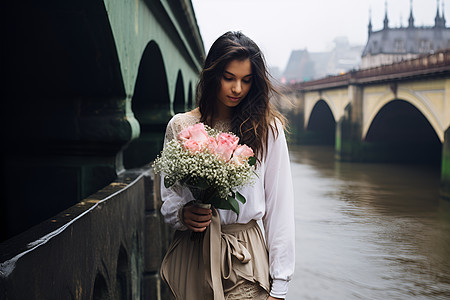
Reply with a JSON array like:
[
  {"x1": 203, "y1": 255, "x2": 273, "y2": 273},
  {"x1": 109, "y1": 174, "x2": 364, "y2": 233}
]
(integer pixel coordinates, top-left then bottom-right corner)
[
  {"x1": 173, "y1": 70, "x2": 185, "y2": 114},
  {"x1": 124, "y1": 40, "x2": 170, "y2": 169},
  {"x1": 363, "y1": 88, "x2": 445, "y2": 142},
  {"x1": 116, "y1": 245, "x2": 130, "y2": 299},
  {"x1": 364, "y1": 99, "x2": 442, "y2": 164},
  {"x1": 305, "y1": 96, "x2": 338, "y2": 128},
  {"x1": 305, "y1": 99, "x2": 336, "y2": 145},
  {"x1": 130, "y1": 40, "x2": 171, "y2": 121},
  {"x1": 187, "y1": 82, "x2": 194, "y2": 110},
  {"x1": 92, "y1": 272, "x2": 109, "y2": 299}
]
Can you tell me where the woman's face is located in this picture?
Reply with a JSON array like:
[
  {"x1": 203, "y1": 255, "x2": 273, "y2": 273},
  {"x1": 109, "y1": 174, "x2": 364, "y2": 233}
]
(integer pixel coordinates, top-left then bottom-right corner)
[{"x1": 217, "y1": 58, "x2": 253, "y2": 114}]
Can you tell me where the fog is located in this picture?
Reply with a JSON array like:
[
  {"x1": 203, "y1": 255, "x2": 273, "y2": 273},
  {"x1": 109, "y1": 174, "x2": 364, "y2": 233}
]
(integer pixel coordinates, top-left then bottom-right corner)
[{"x1": 192, "y1": 0, "x2": 450, "y2": 70}]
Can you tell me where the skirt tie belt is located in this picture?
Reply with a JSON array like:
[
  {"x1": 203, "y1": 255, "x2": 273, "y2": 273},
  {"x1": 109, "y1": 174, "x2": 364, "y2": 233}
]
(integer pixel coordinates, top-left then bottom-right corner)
[
  {"x1": 221, "y1": 232, "x2": 252, "y2": 280},
  {"x1": 204, "y1": 209, "x2": 258, "y2": 299}
]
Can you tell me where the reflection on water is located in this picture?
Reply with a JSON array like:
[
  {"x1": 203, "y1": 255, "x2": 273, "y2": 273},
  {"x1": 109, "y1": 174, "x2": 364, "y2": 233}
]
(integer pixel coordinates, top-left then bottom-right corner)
[{"x1": 287, "y1": 146, "x2": 450, "y2": 300}]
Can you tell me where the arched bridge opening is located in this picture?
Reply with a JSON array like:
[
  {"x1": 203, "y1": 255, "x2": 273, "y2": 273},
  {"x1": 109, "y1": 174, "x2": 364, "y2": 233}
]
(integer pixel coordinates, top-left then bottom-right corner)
[
  {"x1": 305, "y1": 100, "x2": 336, "y2": 145},
  {"x1": 124, "y1": 41, "x2": 171, "y2": 169},
  {"x1": 364, "y1": 100, "x2": 442, "y2": 165},
  {"x1": 187, "y1": 82, "x2": 194, "y2": 110},
  {"x1": 173, "y1": 70, "x2": 185, "y2": 114}
]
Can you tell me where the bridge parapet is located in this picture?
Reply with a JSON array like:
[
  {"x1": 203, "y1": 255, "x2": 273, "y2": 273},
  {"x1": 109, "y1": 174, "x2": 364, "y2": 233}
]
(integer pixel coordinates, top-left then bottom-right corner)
[
  {"x1": 292, "y1": 49, "x2": 450, "y2": 91},
  {"x1": 0, "y1": 166, "x2": 168, "y2": 299},
  {"x1": 354, "y1": 49, "x2": 450, "y2": 83}
]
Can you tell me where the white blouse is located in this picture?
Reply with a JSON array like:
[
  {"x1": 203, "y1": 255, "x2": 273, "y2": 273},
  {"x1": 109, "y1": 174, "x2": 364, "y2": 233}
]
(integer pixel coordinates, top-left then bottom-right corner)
[{"x1": 159, "y1": 111, "x2": 295, "y2": 298}]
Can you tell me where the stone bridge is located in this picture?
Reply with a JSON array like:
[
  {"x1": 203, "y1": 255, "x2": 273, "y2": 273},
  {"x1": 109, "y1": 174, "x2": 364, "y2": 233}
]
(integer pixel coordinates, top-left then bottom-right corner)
[
  {"x1": 285, "y1": 50, "x2": 450, "y2": 199},
  {"x1": 1, "y1": 0, "x2": 203, "y2": 299}
]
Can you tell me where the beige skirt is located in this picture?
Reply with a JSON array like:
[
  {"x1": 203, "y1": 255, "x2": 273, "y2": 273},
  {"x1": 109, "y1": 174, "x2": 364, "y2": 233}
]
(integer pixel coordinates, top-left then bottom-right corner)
[{"x1": 161, "y1": 208, "x2": 270, "y2": 300}]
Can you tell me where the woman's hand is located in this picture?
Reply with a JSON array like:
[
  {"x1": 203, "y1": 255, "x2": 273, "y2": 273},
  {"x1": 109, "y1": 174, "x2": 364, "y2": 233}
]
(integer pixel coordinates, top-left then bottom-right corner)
[
  {"x1": 182, "y1": 203, "x2": 212, "y2": 232},
  {"x1": 267, "y1": 297, "x2": 284, "y2": 300}
]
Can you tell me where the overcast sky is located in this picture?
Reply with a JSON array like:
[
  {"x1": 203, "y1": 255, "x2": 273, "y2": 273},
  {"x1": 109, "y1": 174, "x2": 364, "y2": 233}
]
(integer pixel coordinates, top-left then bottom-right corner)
[{"x1": 191, "y1": 0, "x2": 450, "y2": 71}]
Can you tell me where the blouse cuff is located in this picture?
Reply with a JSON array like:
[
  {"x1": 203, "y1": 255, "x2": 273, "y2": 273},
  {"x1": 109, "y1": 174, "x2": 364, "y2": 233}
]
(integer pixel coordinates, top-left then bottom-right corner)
[
  {"x1": 165, "y1": 199, "x2": 188, "y2": 231},
  {"x1": 176, "y1": 206, "x2": 188, "y2": 231},
  {"x1": 270, "y1": 279, "x2": 289, "y2": 298}
]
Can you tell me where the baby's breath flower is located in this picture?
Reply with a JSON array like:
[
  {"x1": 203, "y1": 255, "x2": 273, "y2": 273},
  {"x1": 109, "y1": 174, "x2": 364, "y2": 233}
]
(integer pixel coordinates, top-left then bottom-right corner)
[{"x1": 153, "y1": 125, "x2": 256, "y2": 214}]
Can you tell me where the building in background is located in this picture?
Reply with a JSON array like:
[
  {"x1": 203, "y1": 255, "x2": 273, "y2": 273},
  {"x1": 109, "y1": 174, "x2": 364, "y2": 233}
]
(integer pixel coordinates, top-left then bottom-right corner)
[
  {"x1": 361, "y1": 0, "x2": 450, "y2": 69},
  {"x1": 281, "y1": 1, "x2": 450, "y2": 83},
  {"x1": 281, "y1": 37, "x2": 363, "y2": 84}
]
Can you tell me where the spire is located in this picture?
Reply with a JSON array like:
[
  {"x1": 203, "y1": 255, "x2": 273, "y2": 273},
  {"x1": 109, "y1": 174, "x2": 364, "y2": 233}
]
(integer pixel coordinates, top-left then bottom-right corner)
[
  {"x1": 368, "y1": 7, "x2": 373, "y2": 36},
  {"x1": 383, "y1": 0, "x2": 389, "y2": 29},
  {"x1": 408, "y1": 0, "x2": 415, "y2": 28},
  {"x1": 435, "y1": 0, "x2": 442, "y2": 27}
]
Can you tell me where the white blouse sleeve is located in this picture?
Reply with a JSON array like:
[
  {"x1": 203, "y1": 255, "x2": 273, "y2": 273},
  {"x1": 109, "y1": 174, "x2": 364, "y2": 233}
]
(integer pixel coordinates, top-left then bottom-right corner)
[
  {"x1": 262, "y1": 121, "x2": 295, "y2": 298},
  {"x1": 159, "y1": 116, "x2": 194, "y2": 231}
]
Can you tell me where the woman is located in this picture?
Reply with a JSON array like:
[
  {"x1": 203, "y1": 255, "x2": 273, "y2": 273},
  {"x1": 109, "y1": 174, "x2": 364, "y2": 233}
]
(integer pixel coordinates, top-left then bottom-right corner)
[{"x1": 160, "y1": 31, "x2": 295, "y2": 300}]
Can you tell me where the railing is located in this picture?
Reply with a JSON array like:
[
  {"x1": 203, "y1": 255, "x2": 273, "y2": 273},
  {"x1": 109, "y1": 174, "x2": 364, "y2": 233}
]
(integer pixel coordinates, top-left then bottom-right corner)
[
  {"x1": 0, "y1": 166, "x2": 169, "y2": 299},
  {"x1": 290, "y1": 49, "x2": 450, "y2": 91}
]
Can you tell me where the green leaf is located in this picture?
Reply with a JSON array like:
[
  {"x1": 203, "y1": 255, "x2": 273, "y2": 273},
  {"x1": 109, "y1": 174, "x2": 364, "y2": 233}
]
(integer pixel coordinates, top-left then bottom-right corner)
[
  {"x1": 209, "y1": 196, "x2": 221, "y2": 208},
  {"x1": 208, "y1": 194, "x2": 223, "y2": 207},
  {"x1": 208, "y1": 195, "x2": 230, "y2": 210},
  {"x1": 164, "y1": 176, "x2": 174, "y2": 188},
  {"x1": 248, "y1": 156, "x2": 257, "y2": 166},
  {"x1": 184, "y1": 177, "x2": 210, "y2": 191},
  {"x1": 235, "y1": 191, "x2": 246, "y2": 204},
  {"x1": 227, "y1": 196, "x2": 240, "y2": 215}
]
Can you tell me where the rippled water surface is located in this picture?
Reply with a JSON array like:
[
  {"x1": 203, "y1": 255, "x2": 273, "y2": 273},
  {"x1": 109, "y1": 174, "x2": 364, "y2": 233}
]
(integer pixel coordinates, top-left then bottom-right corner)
[{"x1": 287, "y1": 146, "x2": 450, "y2": 300}]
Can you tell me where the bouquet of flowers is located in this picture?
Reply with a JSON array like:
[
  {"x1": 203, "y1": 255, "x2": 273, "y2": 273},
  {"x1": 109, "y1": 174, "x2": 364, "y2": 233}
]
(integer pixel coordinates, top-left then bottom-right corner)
[{"x1": 153, "y1": 123, "x2": 256, "y2": 215}]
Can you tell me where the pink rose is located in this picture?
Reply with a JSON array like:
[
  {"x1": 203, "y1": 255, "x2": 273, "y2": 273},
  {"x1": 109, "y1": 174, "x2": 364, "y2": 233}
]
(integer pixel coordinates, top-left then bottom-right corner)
[
  {"x1": 207, "y1": 136, "x2": 218, "y2": 153},
  {"x1": 184, "y1": 139, "x2": 201, "y2": 152},
  {"x1": 215, "y1": 139, "x2": 235, "y2": 161},
  {"x1": 216, "y1": 133, "x2": 239, "y2": 151},
  {"x1": 230, "y1": 144, "x2": 254, "y2": 165},
  {"x1": 178, "y1": 127, "x2": 191, "y2": 141},
  {"x1": 189, "y1": 123, "x2": 209, "y2": 144},
  {"x1": 178, "y1": 123, "x2": 210, "y2": 146}
]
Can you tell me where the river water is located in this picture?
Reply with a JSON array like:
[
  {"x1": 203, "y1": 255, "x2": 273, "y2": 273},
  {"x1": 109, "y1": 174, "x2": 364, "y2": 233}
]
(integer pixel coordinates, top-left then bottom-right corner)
[{"x1": 287, "y1": 145, "x2": 450, "y2": 300}]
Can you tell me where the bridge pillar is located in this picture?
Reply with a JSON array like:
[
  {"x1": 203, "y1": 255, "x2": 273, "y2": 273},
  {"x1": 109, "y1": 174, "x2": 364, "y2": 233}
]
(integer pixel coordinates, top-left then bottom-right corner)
[
  {"x1": 287, "y1": 91, "x2": 306, "y2": 144},
  {"x1": 1, "y1": 97, "x2": 138, "y2": 240},
  {"x1": 335, "y1": 84, "x2": 364, "y2": 161},
  {"x1": 441, "y1": 127, "x2": 450, "y2": 200},
  {"x1": 1, "y1": 1, "x2": 140, "y2": 240}
]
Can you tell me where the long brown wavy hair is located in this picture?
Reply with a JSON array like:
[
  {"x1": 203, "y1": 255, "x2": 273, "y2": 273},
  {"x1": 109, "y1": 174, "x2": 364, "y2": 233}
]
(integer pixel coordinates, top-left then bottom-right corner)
[{"x1": 197, "y1": 31, "x2": 286, "y2": 160}]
